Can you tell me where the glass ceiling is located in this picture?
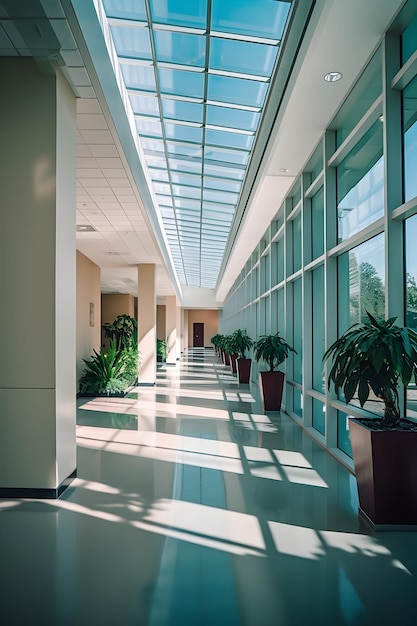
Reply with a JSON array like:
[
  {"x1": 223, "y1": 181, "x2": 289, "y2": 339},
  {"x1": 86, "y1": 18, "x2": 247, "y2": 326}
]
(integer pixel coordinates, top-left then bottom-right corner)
[{"x1": 102, "y1": 0, "x2": 293, "y2": 288}]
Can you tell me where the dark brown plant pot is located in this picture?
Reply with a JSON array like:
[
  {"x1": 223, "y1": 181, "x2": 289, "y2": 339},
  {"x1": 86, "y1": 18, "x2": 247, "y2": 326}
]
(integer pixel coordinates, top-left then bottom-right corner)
[
  {"x1": 237, "y1": 358, "x2": 251, "y2": 384},
  {"x1": 349, "y1": 418, "x2": 417, "y2": 527},
  {"x1": 223, "y1": 351, "x2": 230, "y2": 366},
  {"x1": 259, "y1": 370, "x2": 284, "y2": 411},
  {"x1": 230, "y1": 353, "x2": 237, "y2": 373}
]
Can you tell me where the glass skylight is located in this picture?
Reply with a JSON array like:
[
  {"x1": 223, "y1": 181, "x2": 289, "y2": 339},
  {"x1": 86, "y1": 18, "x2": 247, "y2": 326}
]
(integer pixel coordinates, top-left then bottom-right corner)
[{"x1": 102, "y1": 0, "x2": 293, "y2": 288}]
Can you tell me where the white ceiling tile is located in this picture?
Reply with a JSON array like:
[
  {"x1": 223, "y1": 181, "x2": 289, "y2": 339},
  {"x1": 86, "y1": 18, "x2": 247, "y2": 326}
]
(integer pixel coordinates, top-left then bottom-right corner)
[
  {"x1": 102, "y1": 169, "x2": 129, "y2": 178},
  {"x1": 95, "y1": 157, "x2": 124, "y2": 169},
  {"x1": 79, "y1": 179, "x2": 110, "y2": 189},
  {"x1": 77, "y1": 157, "x2": 98, "y2": 168},
  {"x1": 89, "y1": 145, "x2": 120, "y2": 158},
  {"x1": 106, "y1": 178, "x2": 131, "y2": 188},
  {"x1": 77, "y1": 99, "x2": 103, "y2": 115},
  {"x1": 76, "y1": 169, "x2": 103, "y2": 178},
  {"x1": 77, "y1": 114, "x2": 108, "y2": 130},
  {"x1": 80, "y1": 130, "x2": 114, "y2": 145}
]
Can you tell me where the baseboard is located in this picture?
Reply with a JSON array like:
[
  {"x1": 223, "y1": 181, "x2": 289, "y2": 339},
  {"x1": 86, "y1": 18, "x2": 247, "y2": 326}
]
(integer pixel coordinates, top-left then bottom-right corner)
[{"x1": 0, "y1": 469, "x2": 77, "y2": 500}]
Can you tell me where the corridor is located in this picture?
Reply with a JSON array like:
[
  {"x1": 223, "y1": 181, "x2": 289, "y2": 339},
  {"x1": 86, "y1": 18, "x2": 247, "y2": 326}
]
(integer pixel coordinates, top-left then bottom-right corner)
[{"x1": 1, "y1": 348, "x2": 417, "y2": 625}]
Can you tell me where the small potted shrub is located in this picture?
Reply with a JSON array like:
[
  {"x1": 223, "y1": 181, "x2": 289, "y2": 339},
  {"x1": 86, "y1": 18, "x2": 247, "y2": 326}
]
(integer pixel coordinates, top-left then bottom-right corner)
[
  {"x1": 210, "y1": 333, "x2": 223, "y2": 356},
  {"x1": 323, "y1": 312, "x2": 417, "y2": 526},
  {"x1": 254, "y1": 332, "x2": 296, "y2": 411},
  {"x1": 157, "y1": 338, "x2": 167, "y2": 363},
  {"x1": 229, "y1": 329, "x2": 253, "y2": 383}
]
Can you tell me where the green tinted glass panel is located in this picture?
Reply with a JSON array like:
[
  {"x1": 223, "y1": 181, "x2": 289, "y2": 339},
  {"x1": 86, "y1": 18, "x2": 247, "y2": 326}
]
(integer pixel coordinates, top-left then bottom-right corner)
[
  {"x1": 337, "y1": 121, "x2": 384, "y2": 242},
  {"x1": 313, "y1": 398, "x2": 325, "y2": 436}
]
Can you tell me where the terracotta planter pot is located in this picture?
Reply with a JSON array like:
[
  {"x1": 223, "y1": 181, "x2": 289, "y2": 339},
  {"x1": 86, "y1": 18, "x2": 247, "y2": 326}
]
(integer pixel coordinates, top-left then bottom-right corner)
[
  {"x1": 230, "y1": 353, "x2": 237, "y2": 374},
  {"x1": 349, "y1": 418, "x2": 417, "y2": 527},
  {"x1": 237, "y1": 358, "x2": 251, "y2": 384},
  {"x1": 259, "y1": 370, "x2": 284, "y2": 411}
]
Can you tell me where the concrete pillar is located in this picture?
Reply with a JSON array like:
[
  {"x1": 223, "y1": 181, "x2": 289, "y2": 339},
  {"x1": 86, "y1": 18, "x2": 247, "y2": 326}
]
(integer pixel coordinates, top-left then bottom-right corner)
[
  {"x1": 0, "y1": 59, "x2": 77, "y2": 497},
  {"x1": 166, "y1": 296, "x2": 177, "y2": 365},
  {"x1": 138, "y1": 264, "x2": 156, "y2": 384}
]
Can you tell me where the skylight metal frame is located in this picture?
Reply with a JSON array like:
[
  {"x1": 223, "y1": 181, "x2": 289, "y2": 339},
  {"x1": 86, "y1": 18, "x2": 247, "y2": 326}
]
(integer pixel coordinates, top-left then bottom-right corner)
[{"x1": 102, "y1": 0, "x2": 293, "y2": 288}]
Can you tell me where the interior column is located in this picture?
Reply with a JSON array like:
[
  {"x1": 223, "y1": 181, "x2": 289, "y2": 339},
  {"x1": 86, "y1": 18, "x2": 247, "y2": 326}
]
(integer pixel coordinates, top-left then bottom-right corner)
[
  {"x1": 0, "y1": 58, "x2": 77, "y2": 497},
  {"x1": 165, "y1": 295, "x2": 177, "y2": 366},
  {"x1": 137, "y1": 264, "x2": 156, "y2": 385}
]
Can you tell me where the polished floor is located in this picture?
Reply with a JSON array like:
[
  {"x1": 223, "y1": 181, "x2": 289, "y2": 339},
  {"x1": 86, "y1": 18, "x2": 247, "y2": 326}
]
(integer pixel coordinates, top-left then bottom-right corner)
[{"x1": 2, "y1": 348, "x2": 417, "y2": 625}]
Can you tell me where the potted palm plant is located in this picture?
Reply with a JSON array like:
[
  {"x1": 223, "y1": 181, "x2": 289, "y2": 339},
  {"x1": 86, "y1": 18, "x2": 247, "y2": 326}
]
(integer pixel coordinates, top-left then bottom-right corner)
[
  {"x1": 229, "y1": 329, "x2": 253, "y2": 383},
  {"x1": 254, "y1": 332, "x2": 296, "y2": 411},
  {"x1": 323, "y1": 312, "x2": 417, "y2": 527}
]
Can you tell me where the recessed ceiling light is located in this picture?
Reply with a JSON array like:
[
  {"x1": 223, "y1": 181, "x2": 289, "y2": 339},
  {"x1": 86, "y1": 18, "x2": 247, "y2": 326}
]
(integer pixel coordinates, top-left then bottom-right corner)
[
  {"x1": 279, "y1": 168, "x2": 291, "y2": 173},
  {"x1": 76, "y1": 224, "x2": 96, "y2": 232},
  {"x1": 324, "y1": 71, "x2": 343, "y2": 82}
]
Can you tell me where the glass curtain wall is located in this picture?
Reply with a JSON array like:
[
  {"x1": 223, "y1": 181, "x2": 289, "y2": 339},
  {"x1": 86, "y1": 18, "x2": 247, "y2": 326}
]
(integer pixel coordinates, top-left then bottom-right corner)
[{"x1": 221, "y1": 2, "x2": 417, "y2": 465}]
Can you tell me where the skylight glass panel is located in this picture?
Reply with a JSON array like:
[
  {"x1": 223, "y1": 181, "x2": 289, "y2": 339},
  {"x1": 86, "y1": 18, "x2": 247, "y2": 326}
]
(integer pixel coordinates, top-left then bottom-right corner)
[
  {"x1": 164, "y1": 123, "x2": 203, "y2": 144},
  {"x1": 169, "y1": 158, "x2": 202, "y2": 174},
  {"x1": 205, "y1": 147, "x2": 249, "y2": 166},
  {"x1": 102, "y1": 0, "x2": 295, "y2": 288},
  {"x1": 205, "y1": 129, "x2": 254, "y2": 151},
  {"x1": 203, "y1": 164, "x2": 245, "y2": 179},
  {"x1": 174, "y1": 198, "x2": 201, "y2": 210},
  {"x1": 211, "y1": 0, "x2": 291, "y2": 40},
  {"x1": 146, "y1": 156, "x2": 167, "y2": 169},
  {"x1": 162, "y1": 99, "x2": 204, "y2": 124},
  {"x1": 111, "y1": 25, "x2": 152, "y2": 59},
  {"x1": 121, "y1": 64, "x2": 156, "y2": 92},
  {"x1": 154, "y1": 31, "x2": 206, "y2": 68},
  {"x1": 149, "y1": 169, "x2": 170, "y2": 182},
  {"x1": 103, "y1": 0, "x2": 147, "y2": 21},
  {"x1": 210, "y1": 38, "x2": 277, "y2": 78},
  {"x1": 149, "y1": 0, "x2": 207, "y2": 29},
  {"x1": 135, "y1": 118, "x2": 162, "y2": 137},
  {"x1": 204, "y1": 178, "x2": 241, "y2": 193},
  {"x1": 172, "y1": 185, "x2": 201, "y2": 199},
  {"x1": 166, "y1": 143, "x2": 202, "y2": 159},
  {"x1": 208, "y1": 74, "x2": 268, "y2": 108},
  {"x1": 130, "y1": 94, "x2": 160, "y2": 116},
  {"x1": 206, "y1": 104, "x2": 260, "y2": 131},
  {"x1": 203, "y1": 189, "x2": 238, "y2": 204},
  {"x1": 158, "y1": 68, "x2": 205, "y2": 99},
  {"x1": 170, "y1": 172, "x2": 201, "y2": 186}
]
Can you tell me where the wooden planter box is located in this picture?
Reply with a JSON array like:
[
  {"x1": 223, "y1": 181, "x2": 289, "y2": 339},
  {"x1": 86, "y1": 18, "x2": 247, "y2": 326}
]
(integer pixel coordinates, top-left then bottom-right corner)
[{"x1": 349, "y1": 418, "x2": 417, "y2": 527}]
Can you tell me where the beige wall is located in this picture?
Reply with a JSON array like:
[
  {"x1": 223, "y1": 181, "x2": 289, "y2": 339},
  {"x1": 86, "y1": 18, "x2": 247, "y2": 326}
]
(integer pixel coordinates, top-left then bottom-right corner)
[
  {"x1": 76, "y1": 251, "x2": 101, "y2": 385},
  {"x1": 187, "y1": 309, "x2": 218, "y2": 347},
  {"x1": 157, "y1": 305, "x2": 166, "y2": 339}
]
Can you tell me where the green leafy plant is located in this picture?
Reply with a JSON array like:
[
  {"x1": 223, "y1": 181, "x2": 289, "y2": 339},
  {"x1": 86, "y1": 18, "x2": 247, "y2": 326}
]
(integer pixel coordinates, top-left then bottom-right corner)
[
  {"x1": 103, "y1": 314, "x2": 138, "y2": 352},
  {"x1": 323, "y1": 311, "x2": 417, "y2": 427},
  {"x1": 157, "y1": 338, "x2": 167, "y2": 361},
  {"x1": 254, "y1": 332, "x2": 296, "y2": 372},
  {"x1": 228, "y1": 329, "x2": 253, "y2": 359},
  {"x1": 79, "y1": 341, "x2": 129, "y2": 396},
  {"x1": 211, "y1": 334, "x2": 223, "y2": 349}
]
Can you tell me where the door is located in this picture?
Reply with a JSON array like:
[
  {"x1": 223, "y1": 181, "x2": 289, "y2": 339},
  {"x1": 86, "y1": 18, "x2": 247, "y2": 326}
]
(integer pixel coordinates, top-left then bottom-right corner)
[{"x1": 193, "y1": 322, "x2": 204, "y2": 347}]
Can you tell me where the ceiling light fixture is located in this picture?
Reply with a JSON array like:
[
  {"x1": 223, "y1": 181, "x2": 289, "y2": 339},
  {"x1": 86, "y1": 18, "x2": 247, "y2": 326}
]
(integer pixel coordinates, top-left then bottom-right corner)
[
  {"x1": 324, "y1": 71, "x2": 343, "y2": 82},
  {"x1": 279, "y1": 168, "x2": 291, "y2": 173}
]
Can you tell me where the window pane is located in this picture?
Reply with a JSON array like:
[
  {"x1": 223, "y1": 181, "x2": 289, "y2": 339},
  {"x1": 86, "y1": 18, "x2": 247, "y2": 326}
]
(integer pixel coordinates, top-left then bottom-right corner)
[
  {"x1": 149, "y1": 0, "x2": 207, "y2": 29},
  {"x1": 210, "y1": 38, "x2": 277, "y2": 77},
  {"x1": 337, "y1": 121, "x2": 384, "y2": 242},
  {"x1": 312, "y1": 265, "x2": 325, "y2": 392},
  {"x1": 405, "y1": 215, "x2": 417, "y2": 420},
  {"x1": 338, "y1": 234, "x2": 385, "y2": 333},
  {"x1": 154, "y1": 31, "x2": 205, "y2": 67},
  {"x1": 293, "y1": 279, "x2": 302, "y2": 384},
  {"x1": 401, "y1": 10, "x2": 417, "y2": 65},
  {"x1": 312, "y1": 187, "x2": 324, "y2": 259},
  {"x1": 313, "y1": 399, "x2": 325, "y2": 436},
  {"x1": 292, "y1": 214, "x2": 302, "y2": 273},
  {"x1": 337, "y1": 412, "x2": 353, "y2": 457},
  {"x1": 403, "y1": 76, "x2": 417, "y2": 202}
]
